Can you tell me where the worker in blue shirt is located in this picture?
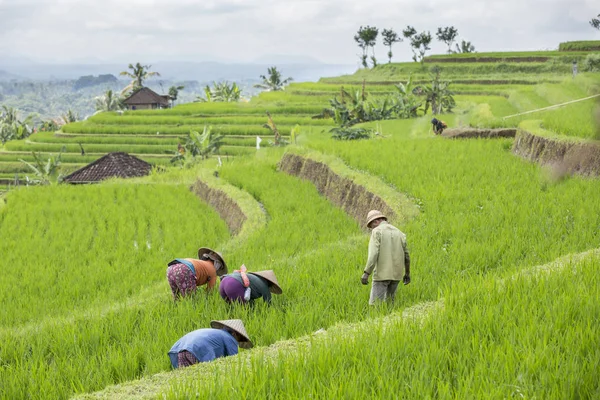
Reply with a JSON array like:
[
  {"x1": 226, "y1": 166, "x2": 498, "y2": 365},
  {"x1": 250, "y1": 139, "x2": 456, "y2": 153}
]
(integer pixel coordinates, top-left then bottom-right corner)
[{"x1": 168, "y1": 319, "x2": 253, "y2": 368}]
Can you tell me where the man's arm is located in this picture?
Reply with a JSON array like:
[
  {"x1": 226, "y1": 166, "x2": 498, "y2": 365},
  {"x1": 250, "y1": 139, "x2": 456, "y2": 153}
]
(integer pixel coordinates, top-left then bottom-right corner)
[
  {"x1": 403, "y1": 246, "x2": 411, "y2": 285},
  {"x1": 364, "y1": 230, "x2": 380, "y2": 275}
]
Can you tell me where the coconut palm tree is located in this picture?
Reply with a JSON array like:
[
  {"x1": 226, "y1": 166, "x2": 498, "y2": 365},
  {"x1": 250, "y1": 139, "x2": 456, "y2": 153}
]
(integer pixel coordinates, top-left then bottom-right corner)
[
  {"x1": 119, "y1": 62, "x2": 161, "y2": 95},
  {"x1": 253, "y1": 67, "x2": 293, "y2": 91},
  {"x1": 95, "y1": 89, "x2": 123, "y2": 112}
]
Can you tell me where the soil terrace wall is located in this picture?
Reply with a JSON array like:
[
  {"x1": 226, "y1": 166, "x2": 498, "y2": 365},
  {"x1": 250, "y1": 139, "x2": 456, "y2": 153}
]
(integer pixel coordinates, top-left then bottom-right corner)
[
  {"x1": 442, "y1": 128, "x2": 517, "y2": 139},
  {"x1": 425, "y1": 56, "x2": 551, "y2": 63},
  {"x1": 190, "y1": 179, "x2": 247, "y2": 235},
  {"x1": 512, "y1": 130, "x2": 600, "y2": 177},
  {"x1": 279, "y1": 153, "x2": 395, "y2": 229}
]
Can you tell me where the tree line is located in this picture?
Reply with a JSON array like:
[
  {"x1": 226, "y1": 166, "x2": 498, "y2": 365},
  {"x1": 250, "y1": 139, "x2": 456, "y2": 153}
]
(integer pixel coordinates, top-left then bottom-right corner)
[{"x1": 354, "y1": 25, "x2": 475, "y2": 68}]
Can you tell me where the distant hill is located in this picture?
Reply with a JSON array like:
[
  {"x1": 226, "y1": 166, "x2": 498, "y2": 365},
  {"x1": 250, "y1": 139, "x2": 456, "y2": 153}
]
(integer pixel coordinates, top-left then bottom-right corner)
[
  {"x1": 0, "y1": 60, "x2": 356, "y2": 83},
  {"x1": 0, "y1": 69, "x2": 24, "y2": 81},
  {"x1": 73, "y1": 74, "x2": 119, "y2": 90}
]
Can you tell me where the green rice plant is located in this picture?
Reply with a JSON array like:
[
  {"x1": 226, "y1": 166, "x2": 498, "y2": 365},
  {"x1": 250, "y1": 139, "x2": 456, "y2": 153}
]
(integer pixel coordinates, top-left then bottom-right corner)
[{"x1": 161, "y1": 252, "x2": 600, "y2": 399}]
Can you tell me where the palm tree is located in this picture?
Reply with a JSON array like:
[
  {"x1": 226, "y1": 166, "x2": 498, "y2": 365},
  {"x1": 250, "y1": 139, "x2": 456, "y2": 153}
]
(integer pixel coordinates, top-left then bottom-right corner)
[
  {"x1": 61, "y1": 109, "x2": 78, "y2": 125},
  {"x1": 95, "y1": 89, "x2": 123, "y2": 112},
  {"x1": 254, "y1": 67, "x2": 293, "y2": 91},
  {"x1": 119, "y1": 62, "x2": 161, "y2": 95},
  {"x1": 196, "y1": 82, "x2": 241, "y2": 102}
]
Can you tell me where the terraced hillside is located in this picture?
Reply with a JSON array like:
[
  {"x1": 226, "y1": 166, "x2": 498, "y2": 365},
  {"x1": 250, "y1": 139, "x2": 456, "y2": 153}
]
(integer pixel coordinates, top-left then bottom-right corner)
[{"x1": 1, "y1": 48, "x2": 600, "y2": 399}]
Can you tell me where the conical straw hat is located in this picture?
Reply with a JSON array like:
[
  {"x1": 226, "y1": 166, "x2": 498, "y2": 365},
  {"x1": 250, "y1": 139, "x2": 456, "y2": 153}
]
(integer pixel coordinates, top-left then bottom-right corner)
[
  {"x1": 366, "y1": 210, "x2": 387, "y2": 226},
  {"x1": 198, "y1": 247, "x2": 228, "y2": 276},
  {"x1": 249, "y1": 270, "x2": 283, "y2": 294},
  {"x1": 210, "y1": 319, "x2": 253, "y2": 349}
]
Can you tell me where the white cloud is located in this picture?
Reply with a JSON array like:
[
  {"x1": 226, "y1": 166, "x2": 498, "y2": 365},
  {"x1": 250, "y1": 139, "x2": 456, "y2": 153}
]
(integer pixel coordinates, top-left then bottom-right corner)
[{"x1": 0, "y1": 0, "x2": 598, "y2": 64}]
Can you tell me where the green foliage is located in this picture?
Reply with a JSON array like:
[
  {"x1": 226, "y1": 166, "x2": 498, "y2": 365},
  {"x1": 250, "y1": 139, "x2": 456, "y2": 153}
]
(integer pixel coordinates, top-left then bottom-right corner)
[
  {"x1": 436, "y1": 26, "x2": 458, "y2": 53},
  {"x1": 163, "y1": 256, "x2": 600, "y2": 399},
  {"x1": 590, "y1": 14, "x2": 600, "y2": 31},
  {"x1": 354, "y1": 26, "x2": 379, "y2": 68},
  {"x1": 558, "y1": 40, "x2": 600, "y2": 51},
  {"x1": 197, "y1": 81, "x2": 241, "y2": 102},
  {"x1": 168, "y1": 85, "x2": 185, "y2": 106},
  {"x1": 119, "y1": 62, "x2": 161, "y2": 95},
  {"x1": 254, "y1": 67, "x2": 293, "y2": 92},
  {"x1": 404, "y1": 27, "x2": 432, "y2": 65},
  {"x1": 382, "y1": 28, "x2": 402, "y2": 63},
  {"x1": 582, "y1": 54, "x2": 600, "y2": 72},
  {"x1": 94, "y1": 89, "x2": 124, "y2": 112},
  {"x1": 18, "y1": 148, "x2": 64, "y2": 185},
  {"x1": 418, "y1": 67, "x2": 456, "y2": 114},
  {"x1": 0, "y1": 106, "x2": 34, "y2": 145},
  {"x1": 455, "y1": 39, "x2": 476, "y2": 54},
  {"x1": 392, "y1": 75, "x2": 423, "y2": 118},
  {"x1": 61, "y1": 109, "x2": 79, "y2": 124},
  {"x1": 170, "y1": 126, "x2": 224, "y2": 167},
  {"x1": 330, "y1": 126, "x2": 372, "y2": 140}
]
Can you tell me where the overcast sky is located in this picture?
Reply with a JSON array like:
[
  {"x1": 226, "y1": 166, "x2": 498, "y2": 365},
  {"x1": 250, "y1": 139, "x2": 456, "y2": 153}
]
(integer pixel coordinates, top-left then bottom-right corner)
[{"x1": 1, "y1": 0, "x2": 599, "y2": 65}]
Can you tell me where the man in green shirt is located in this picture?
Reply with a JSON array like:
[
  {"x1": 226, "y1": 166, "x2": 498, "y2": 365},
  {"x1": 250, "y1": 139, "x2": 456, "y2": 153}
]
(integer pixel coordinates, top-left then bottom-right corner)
[{"x1": 361, "y1": 210, "x2": 411, "y2": 305}]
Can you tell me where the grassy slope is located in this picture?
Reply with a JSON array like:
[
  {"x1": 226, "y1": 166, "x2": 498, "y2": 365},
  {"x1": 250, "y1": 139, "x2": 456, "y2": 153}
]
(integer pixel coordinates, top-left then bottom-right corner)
[{"x1": 2, "y1": 49, "x2": 600, "y2": 399}]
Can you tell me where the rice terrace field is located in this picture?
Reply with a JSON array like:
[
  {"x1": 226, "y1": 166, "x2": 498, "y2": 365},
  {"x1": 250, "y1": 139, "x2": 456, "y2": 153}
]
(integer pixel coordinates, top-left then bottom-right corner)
[{"x1": 1, "y1": 44, "x2": 600, "y2": 399}]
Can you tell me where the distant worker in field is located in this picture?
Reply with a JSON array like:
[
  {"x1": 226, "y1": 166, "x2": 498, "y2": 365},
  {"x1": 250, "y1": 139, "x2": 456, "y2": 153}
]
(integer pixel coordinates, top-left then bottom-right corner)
[
  {"x1": 431, "y1": 117, "x2": 447, "y2": 135},
  {"x1": 572, "y1": 61, "x2": 578, "y2": 78},
  {"x1": 166, "y1": 247, "x2": 228, "y2": 301},
  {"x1": 219, "y1": 265, "x2": 282, "y2": 305},
  {"x1": 168, "y1": 319, "x2": 253, "y2": 369},
  {"x1": 361, "y1": 210, "x2": 410, "y2": 305}
]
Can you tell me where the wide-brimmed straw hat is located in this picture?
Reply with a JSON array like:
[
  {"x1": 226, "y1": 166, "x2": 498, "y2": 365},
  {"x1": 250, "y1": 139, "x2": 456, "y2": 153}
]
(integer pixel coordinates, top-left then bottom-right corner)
[
  {"x1": 210, "y1": 319, "x2": 253, "y2": 349},
  {"x1": 198, "y1": 247, "x2": 228, "y2": 275},
  {"x1": 366, "y1": 210, "x2": 387, "y2": 226},
  {"x1": 249, "y1": 270, "x2": 283, "y2": 295}
]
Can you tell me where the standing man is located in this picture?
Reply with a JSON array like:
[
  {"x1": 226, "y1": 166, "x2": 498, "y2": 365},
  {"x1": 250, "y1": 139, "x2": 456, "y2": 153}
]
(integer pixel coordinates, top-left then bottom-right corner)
[
  {"x1": 168, "y1": 319, "x2": 253, "y2": 369},
  {"x1": 361, "y1": 210, "x2": 410, "y2": 305}
]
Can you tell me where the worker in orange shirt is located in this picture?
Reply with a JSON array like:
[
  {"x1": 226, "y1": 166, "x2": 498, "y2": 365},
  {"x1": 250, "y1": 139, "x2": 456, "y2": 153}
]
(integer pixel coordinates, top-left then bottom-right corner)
[{"x1": 166, "y1": 247, "x2": 228, "y2": 301}]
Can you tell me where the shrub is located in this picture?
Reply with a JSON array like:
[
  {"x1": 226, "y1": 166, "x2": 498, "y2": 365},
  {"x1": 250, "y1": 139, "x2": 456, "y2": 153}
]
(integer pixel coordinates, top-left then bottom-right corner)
[{"x1": 582, "y1": 54, "x2": 600, "y2": 72}]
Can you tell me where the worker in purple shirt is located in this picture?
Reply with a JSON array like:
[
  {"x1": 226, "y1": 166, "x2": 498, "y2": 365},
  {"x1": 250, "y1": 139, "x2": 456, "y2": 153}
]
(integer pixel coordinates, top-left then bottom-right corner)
[{"x1": 168, "y1": 319, "x2": 253, "y2": 368}]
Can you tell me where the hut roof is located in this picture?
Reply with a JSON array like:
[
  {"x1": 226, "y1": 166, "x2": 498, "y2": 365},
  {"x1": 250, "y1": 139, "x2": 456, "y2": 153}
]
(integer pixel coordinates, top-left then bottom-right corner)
[
  {"x1": 122, "y1": 87, "x2": 170, "y2": 106},
  {"x1": 63, "y1": 152, "x2": 152, "y2": 184}
]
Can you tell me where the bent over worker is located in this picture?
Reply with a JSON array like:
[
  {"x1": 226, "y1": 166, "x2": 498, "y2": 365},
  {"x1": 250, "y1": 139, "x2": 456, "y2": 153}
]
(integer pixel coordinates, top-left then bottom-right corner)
[
  {"x1": 219, "y1": 266, "x2": 282, "y2": 304},
  {"x1": 168, "y1": 319, "x2": 253, "y2": 369},
  {"x1": 361, "y1": 210, "x2": 410, "y2": 305},
  {"x1": 166, "y1": 247, "x2": 228, "y2": 301}
]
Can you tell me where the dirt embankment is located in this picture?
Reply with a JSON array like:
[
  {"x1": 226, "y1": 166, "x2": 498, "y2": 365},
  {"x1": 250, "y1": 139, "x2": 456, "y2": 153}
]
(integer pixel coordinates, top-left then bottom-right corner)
[
  {"x1": 190, "y1": 180, "x2": 247, "y2": 235},
  {"x1": 512, "y1": 130, "x2": 600, "y2": 177},
  {"x1": 424, "y1": 56, "x2": 551, "y2": 63},
  {"x1": 279, "y1": 153, "x2": 395, "y2": 229},
  {"x1": 442, "y1": 128, "x2": 517, "y2": 139}
]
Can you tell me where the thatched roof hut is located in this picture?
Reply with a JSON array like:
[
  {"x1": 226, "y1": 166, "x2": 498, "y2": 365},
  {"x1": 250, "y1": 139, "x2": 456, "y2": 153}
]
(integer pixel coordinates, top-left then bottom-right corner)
[{"x1": 62, "y1": 152, "x2": 152, "y2": 184}]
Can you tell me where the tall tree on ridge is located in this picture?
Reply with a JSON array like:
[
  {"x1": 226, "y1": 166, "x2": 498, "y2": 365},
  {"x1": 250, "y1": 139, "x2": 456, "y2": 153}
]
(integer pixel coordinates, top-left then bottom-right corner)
[
  {"x1": 591, "y1": 14, "x2": 600, "y2": 30},
  {"x1": 404, "y1": 26, "x2": 432, "y2": 66},
  {"x1": 455, "y1": 40, "x2": 476, "y2": 54},
  {"x1": 382, "y1": 28, "x2": 402, "y2": 63},
  {"x1": 355, "y1": 26, "x2": 379, "y2": 68},
  {"x1": 436, "y1": 26, "x2": 459, "y2": 53},
  {"x1": 119, "y1": 63, "x2": 161, "y2": 95}
]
